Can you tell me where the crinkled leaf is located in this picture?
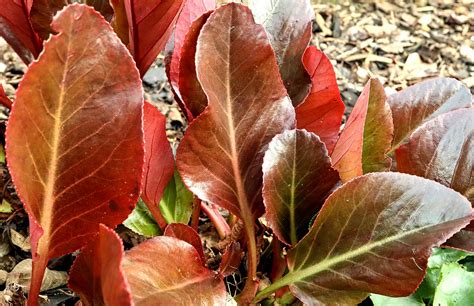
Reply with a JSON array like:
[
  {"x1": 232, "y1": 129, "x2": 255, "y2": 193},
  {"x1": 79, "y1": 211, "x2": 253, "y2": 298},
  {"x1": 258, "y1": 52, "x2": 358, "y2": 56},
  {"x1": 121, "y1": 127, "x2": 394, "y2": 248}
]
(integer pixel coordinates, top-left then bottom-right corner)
[
  {"x1": 159, "y1": 170, "x2": 193, "y2": 225},
  {"x1": 262, "y1": 129, "x2": 339, "y2": 245},
  {"x1": 142, "y1": 101, "x2": 175, "y2": 228},
  {"x1": 295, "y1": 46, "x2": 345, "y2": 153},
  {"x1": 178, "y1": 11, "x2": 212, "y2": 120},
  {"x1": 164, "y1": 223, "x2": 205, "y2": 264},
  {"x1": 256, "y1": 173, "x2": 473, "y2": 305},
  {"x1": 68, "y1": 224, "x2": 133, "y2": 306},
  {"x1": 123, "y1": 236, "x2": 227, "y2": 304},
  {"x1": 168, "y1": 0, "x2": 215, "y2": 102},
  {"x1": 249, "y1": 0, "x2": 313, "y2": 106},
  {"x1": 5, "y1": 4, "x2": 144, "y2": 303},
  {"x1": 123, "y1": 198, "x2": 161, "y2": 237},
  {"x1": 331, "y1": 78, "x2": 393, "y2": 182},
  {"x1": 0, "y1": 0, "x2": 42, "y2": 63},
  {"x1": 396, "y1": 108, "x2": 474, "y2": 251},
  {"x1": 176, "y1": 3, "x2": 295, "y2": 221},
  {"x1": 433, "y1": 263, "x2": 474, "y2": 305},
  {"x1": 388, "y1": 77, "x2": 472, "y2": 150},
  {"x1": 124, "y1": 0, "x2": 185, "y2": 76},
  {"x1": 29, "y1": 0, "x2": 68, "y2": 40}
]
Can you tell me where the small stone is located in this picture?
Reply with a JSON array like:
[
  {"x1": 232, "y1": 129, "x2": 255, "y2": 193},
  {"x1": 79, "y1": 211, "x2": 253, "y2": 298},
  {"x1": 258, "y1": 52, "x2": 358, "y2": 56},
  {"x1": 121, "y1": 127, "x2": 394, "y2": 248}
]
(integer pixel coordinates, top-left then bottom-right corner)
[
  {"x1": 364, "y1": 24, "x2": 397, "y2": 38},
  {"x1": 356, "y1": 67, "x2": 370, "y2": 83},
  {"x1": 462, "y1": 76, "x2": 474, "y2": 88},
  {"x1": 418, "y1": 15, "x2": 432, "y2": 26},
  {"x1": 143, "y1": 66, "x2": 167, "y2": 87},
  {"x1": 460, "y1": 45, "x2": 474, "y2": 64},
  {"x1": 0, "y1": 63, "x2": 6, "y2": 74},
  {"x1": 347, "y1": 26, "x2": 368, "y2": 42},
  {"x1": 0, "y1": 270, "x2": 7, "y2": 285}
]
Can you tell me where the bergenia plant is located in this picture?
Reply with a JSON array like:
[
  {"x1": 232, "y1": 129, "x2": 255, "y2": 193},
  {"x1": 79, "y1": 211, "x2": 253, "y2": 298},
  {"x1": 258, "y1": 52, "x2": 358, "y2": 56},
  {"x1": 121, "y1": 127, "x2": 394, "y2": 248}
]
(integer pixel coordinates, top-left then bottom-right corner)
[{"x1": 0, "y1": 0, "x2": 472, "y2": 305}]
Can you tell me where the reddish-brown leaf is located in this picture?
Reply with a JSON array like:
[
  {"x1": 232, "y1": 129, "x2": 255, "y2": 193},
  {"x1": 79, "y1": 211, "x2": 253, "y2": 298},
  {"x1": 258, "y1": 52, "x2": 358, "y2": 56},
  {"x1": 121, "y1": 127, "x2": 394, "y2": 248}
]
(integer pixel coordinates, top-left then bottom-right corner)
[
  {"x1": 123, "y1": 236, "x2": 228, "y2": 304},
  {"x1": 255, "y1": 173, "x2": 473, "y2": 304},
  {"x1": 295, "y1": 46, "x2": 345, "y2": 153},
  {"x1": 262, "y1": 129, "x2": 339, "y2": 245},
  {"x1": 331, "y1": 78, "x2": 393, "y2": 182},
  {"x1": 396, "y1": 108, "x2": 474, "y2": 251},
  {"x1": 0, "y1": 0, "x2": 42, "y2": 63},
  {"x1": 124, "y1": 0, "x2": 185, "y2": 76},
  {"x1": 141, "y1": 101, "x2": 175, "y2": 229},
  {"x1": 178, "y1": 11, "x2": 212, "y2": 120},
  {"x1": 109, "y1": 0, "x2": 129, "y2": 45},
  {"x1": 219, "y1": 242, "x2": 242, "y2": 277},
  {"x1": 249, "y1": 0, "x2": 313, "y2": 106},
  {"x1": 85, "y1": 0, "x2": 114, "y2": 21},
  {"x1": 0, "y1": 85, "x2": 13, "y2": 109},
  {"x1": 164, "y1": 223, "x2": 205, "y2": 264},
  {"x1": 5, "y1": 5, "x2": 144, "y2": 304},
  {"x1": 168, "y1": 0, "x2": 215, "y2": 102},
  {"x1": 68, "y1": 224, "x2": 133, "y2": 306},
  {"x1": 388, "y1": 77, "x2": 472, "y2": 150},
  {"x1": 29, "y1": 0, "x2": 68, "y2": 40}
]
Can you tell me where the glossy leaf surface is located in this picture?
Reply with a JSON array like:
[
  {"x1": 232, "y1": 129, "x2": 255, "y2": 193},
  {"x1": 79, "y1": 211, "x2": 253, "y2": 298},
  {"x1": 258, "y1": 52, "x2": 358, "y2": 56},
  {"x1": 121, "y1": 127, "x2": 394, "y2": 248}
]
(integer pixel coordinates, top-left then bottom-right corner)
[
  {"x1": 68, "y1": 224, "x2": 132, "y2": 306},
  {"x1": 125, "y1": 0, "x2": 185, "y2": 76},
  {"x1": 29, "y1": 0, "x2": 68, "y2": 40},
  {"x1": 0, "y1": 0, "x2": 41, "y2": 63},
  {"x1": 257, "y1": 173, "x2": 473, "y2": 305},
  {"x1": 178, "y1": 11, "x2": 212, "y2": 120},
  {"x1": 141, "y1": 102, "x2": 175, "y2": 227},
  {"x1": 331, "y1": 78, "x2": 393, "y2": 182},
  {"x1": 168, "y1": 0, "x2": 214, "y2": 101},
  {"x1": 295, "y1": 46, "x2": 345, "y2": 153},
  {"x1": 164, "y1": 223, "x2": 205, "y2": 264},
  {"x1": 262, "y1": 129, "x2": 339, "y2": 245},
  {"x1": 388, "y1": 77, "x2": 472, "y2": 150},
  {"x1": 176, "y1": 3, "x2": 295, "y2": 220},
  {"x1": 123, "y1": 198, "x2": 160, "y2": 237},
  {"x1": 396, "y1": 108, "x2": 474, "y2": 251},
  {"x1": 159, "y1": 170, "x2": 193, "y2": 225},
  {"x1": 5, "y1": 4, "x2": 144, "y2": 303},
  {"x1": 249, "y1": 0, "x2": 313, "y2": 106},
  {"x1": 123, "y1": 236, "x2": 227, "y2": 304}
]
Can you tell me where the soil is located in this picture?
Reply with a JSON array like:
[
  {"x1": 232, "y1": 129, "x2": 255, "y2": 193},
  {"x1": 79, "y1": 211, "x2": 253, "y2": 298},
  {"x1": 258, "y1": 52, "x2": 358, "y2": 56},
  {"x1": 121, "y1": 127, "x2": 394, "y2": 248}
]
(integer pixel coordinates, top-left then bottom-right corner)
[{"x1": 0, "y1": 0, "x2": 473, "y2": 305}]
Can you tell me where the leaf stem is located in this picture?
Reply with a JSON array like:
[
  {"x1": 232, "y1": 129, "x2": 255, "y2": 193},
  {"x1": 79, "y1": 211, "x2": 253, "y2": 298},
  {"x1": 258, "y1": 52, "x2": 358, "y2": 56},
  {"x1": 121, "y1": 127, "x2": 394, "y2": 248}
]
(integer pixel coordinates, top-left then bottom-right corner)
[
  {"x1": 190, "y1": 197, "x2": 201, "y2": 230},
  {"x1": 254, "y1": 272, "x2": 294, "y2": 303},
  {"x1": 200, "y1": 202, "x2": 230, "y2": 239}
]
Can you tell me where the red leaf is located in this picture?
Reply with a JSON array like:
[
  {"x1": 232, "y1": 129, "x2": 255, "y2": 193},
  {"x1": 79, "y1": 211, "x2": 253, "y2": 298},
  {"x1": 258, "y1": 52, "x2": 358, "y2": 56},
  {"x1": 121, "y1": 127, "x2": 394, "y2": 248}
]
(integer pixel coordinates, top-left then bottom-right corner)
[
  {"x1": 0, "y1": 0, "x2": 42, "y2": 64},
  {"x1": 396, "y1": 108, "x2": 474, "y2": 251},
  {"x1": 219, "y1": 242, "x2": 242, "y2": 277},
  {"x1": 68, "y1": 224, "x2": 133, "y2": 306},
  {"x1": 164, "y1": 223, "x2": 205, "y2": 264},
  {"x1": 29, "y1": 0, "x2": 68, "y2": 40},
  {"x1": 168, "y1": 0, "x2": 215, "y2": 101},
  {"x1": 249, "y1": 0, "x2": 313, "y2": 106},
  {"x1": 331, "y1": 78, "x2": 393, "y2": 182},
  {"x1": 5, "y1": 4, "x2": 144, "y2": 304},
  {"x1": 123, "y1": 236, "x2": 228, "y2": 304},
  {"x1": 0, "y1": 85, "x2": 13, "y2": 109},
  {"x1": 178, "y1": 11, "x2": 213, "y2": 120},
  {"x1": 125, "y1": 0, "x2": 186, "y2": 76},
  {"x1": 141, "y1": 101, "x2": 175, "y2": 229},
  {"x1": 388, "y1": 77, "x2": 472, "y2": 150},
  {"x1": 262, "y1": 129, "x2": 339, "y2": 245},
  {"x1": 296, "y1": 46, "x2": 345, "y2": 153}
]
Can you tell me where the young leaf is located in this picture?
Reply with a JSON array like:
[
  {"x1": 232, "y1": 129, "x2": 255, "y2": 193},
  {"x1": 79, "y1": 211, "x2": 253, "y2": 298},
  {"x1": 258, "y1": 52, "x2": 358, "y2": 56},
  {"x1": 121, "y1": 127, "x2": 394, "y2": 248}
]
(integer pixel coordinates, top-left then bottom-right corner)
[
  {"x1": 388, "y1": 77, "x2": 472, "y2": 150},
  {"x1": 68, "y1": 224, "x2": 133, "y2": 306},
  {"x1": 176, "y1": 4, "x2": 295, "y2": 297},
  {"x1": 122, "y1": 236, "x2": 228, "y2": 304},
  {"x1": 178, "y1": 11, "x2": 212, "y2": 120},
  {"x1": 396, "y1": 108, "x2": 474, "y2": 251},
  {"x1": 124, "y1": 0, "x2": 186, "y2": 76},
  {"x1": 331, "y1": 78, "x2": 393, "y2": 182},
  {"x1": 159, "y1": 170, "x2": 193, "y2": 225},
  {"x1": 255, "y1": 173, "x2": 473, "y2": 305},
  {"x1": 249, "y1": 0, "x2": 313, "y2": 106},
  {"x1": 123, "y1": 198, "x2": 161, "y2": 237},
  {"x1": 29, "y1": 0, "x2": 68, "y2": 40},
  {"x1": 142, "y1": 101, "x2": 175, "y2": 229},
  {"x1": 433, "y1": 263, "x2": 474, "y2": 305},
  {"x1": 168, "y1": 0, "x2": 215, "y2": 102},
  {"x1": 5, "y1": 4, "x2": 144, "y2": 303},
  {"x1": 0, "y1": 0, "x2": 42, "y2": 63},
  {"x1": 164, "y1": 223, "x2": 205, "y2": 264},
  {"x1": 295, "y1": 46, "x2": 345, "y2": 153},
  {"x1": 262, "y1": 129, "x2": 339, "y2": 245}
]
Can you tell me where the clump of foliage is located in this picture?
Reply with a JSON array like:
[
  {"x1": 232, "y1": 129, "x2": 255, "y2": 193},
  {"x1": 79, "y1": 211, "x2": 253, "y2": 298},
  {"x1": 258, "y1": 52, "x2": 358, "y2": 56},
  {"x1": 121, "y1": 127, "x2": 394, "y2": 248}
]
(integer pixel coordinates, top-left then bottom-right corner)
[{"x1": 0, "y1": 0, "x2": 473, "y2": 305}]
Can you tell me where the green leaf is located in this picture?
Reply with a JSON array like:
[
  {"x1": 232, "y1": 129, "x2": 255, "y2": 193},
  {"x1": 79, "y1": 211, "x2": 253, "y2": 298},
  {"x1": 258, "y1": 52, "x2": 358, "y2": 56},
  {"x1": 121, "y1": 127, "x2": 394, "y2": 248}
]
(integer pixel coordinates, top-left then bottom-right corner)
[
  {"x1": 433, "y1": 263, "x2": 474, "y2": 306},
  {"x1": 159, "y1": 171, "x2": 193, "y2": 224},
  {"x1": 124, "y1": 199, "x2": 161, "y2": 237},
  {"x1": 0, "y1": 199, "x2": 13, "y2": 213},
  {"x1": 371, "y1": 293, "x2": 424, "y2": 306},
  {"x1": 0, "y1": 143, "x2": 4, "y2": 163}
]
